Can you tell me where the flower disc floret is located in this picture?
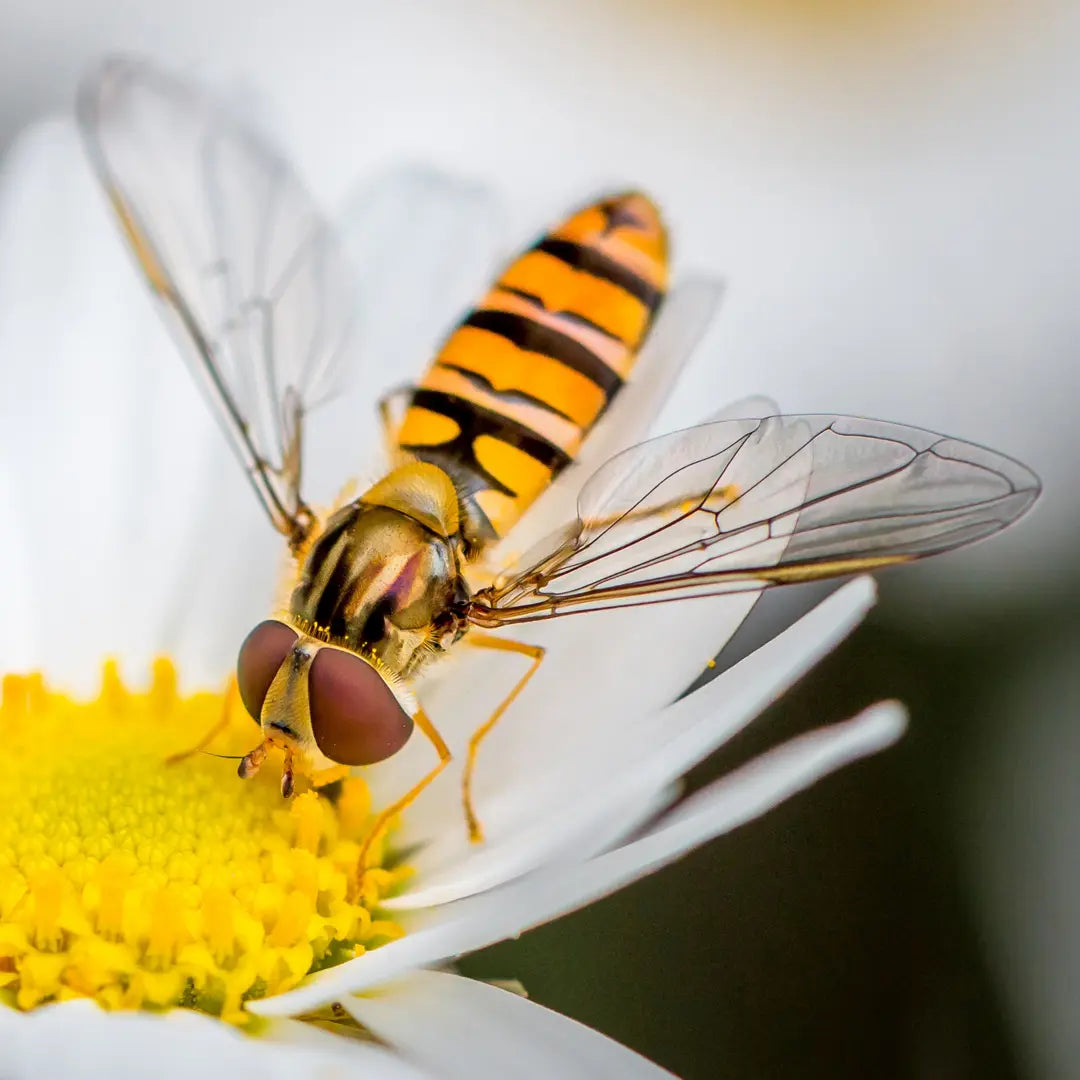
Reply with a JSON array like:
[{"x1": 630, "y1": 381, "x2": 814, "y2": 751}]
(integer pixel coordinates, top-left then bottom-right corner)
[{"x1": 0, "y1": 661, "x2": 407, "y2": 1024}]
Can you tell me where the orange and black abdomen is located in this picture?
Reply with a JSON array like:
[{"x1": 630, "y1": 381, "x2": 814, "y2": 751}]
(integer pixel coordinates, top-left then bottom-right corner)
[{"x1": 397, "y1": 192, "x2": 668, "y2": 547}]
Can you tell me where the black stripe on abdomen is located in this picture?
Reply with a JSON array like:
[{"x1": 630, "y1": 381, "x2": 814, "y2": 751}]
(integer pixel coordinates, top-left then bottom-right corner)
[
  {"x1": 533, "y1": 238, "x2": 662, "y2": 311},
  {"x1": 406, "y1": 389, "x2": 571, "y2": 473},
  {"x1": 435, "y1": 362, "x2": 580, "y2": 423},
  {"x1": 403, "y1": 388, "x2": 572, "y2": 495},
  {"x1": 498, "y1": 285, "x2": 628, "y2": 343},
  {"x1": 462, "y1": 308, "x2": 623, "y2": 399}
]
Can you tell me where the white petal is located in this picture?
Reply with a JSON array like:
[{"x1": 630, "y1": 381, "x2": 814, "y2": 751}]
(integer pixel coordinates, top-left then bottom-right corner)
[
  {"x1": 0, "y1": 999, "x2": 431, "y2": 1080},
  {"x1": 341, "y1": 969, "x2": 677, "y2": 1080},
  {"x1": 252, "y1": 698, "x2": 904, "y2": 1015},
  {"x1": 386, "y1": 575, "x2": 876, "y2": 908},
  {"x1": 388, "y1": 779, "x2": 681, "y2": 913},
  {"x1": 0, "y1": 462, "x2": 37, "y2": 670},
  {"x1": 259, "y1": 1017, "x2": 437, "y2": 1079}
]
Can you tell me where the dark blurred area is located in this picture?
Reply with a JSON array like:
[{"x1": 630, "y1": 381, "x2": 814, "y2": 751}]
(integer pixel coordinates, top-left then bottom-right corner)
[{"x1": 463, "y1": 571, "x2": 1080, "y2": 1079}]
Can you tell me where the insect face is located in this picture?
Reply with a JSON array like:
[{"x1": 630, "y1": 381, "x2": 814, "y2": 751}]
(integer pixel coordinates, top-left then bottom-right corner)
[{"x1": 236, "y1": 620, "x2": 414, "y2": 794}]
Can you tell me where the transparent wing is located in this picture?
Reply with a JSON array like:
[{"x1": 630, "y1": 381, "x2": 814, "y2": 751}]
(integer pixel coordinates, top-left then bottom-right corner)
[
  {"x1": 467, "y1": 415, "x2": 1041, "y2": 625},
  {"x1": 478, "y1": 275, "x2": 724, "y2": 570},
  {"x1": 78, "y1": 55, "x2": 353, "y2": 543}
]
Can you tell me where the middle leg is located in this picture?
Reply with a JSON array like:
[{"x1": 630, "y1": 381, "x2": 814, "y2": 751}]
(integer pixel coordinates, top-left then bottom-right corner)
[{"x1": 461, "y1": 634, "x2": 545, "y2": 844}]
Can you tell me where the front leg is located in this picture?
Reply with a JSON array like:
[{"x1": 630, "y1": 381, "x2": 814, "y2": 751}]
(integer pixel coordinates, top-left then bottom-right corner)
[
  {"x1": 377, "y1": 382, "x2": 416, "y2": 463},
  {"x1": 308, "y1": 763, "x2": 352, "y2": 788},
  {"x1": 165, "y1": 676, "x2": 247, "y2": 765}
]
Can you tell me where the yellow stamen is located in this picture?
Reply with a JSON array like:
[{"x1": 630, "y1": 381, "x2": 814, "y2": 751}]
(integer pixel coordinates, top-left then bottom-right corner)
[{"x1": 0, "y1": 662, "x2": 410, "y2": 1024}]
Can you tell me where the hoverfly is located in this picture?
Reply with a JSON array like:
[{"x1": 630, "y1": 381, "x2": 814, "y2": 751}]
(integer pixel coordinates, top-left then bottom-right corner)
[{"x1": 78, "y1": 57, "x2": 1040, "y2": 865}]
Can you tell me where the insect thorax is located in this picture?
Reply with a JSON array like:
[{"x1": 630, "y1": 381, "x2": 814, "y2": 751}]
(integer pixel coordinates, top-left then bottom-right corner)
[{"x1": 289, "y1": 487, "x2": 466, "y2": 677}]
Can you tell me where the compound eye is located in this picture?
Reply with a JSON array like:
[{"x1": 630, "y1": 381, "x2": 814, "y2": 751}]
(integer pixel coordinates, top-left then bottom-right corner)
[
  {"x1": 237, "y1": 620, "x2": 299, "y2": 720},
  {"x1": 309, "y1": 648, "x2": 414, "y2": 766}
]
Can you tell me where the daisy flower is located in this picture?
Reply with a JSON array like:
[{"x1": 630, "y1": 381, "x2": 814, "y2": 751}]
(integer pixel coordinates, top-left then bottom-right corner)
[{"x1": 0, "y1": 112, "x2": 910, "y2": 1077}]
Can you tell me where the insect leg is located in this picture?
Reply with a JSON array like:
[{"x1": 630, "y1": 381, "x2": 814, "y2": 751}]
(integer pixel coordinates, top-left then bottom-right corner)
[
  {"x1": 281, "y1": 751, "x2": 296, "y2": 798},
  {"x1": 164, "y1": 676, "x2": 248, "y2": 765},
  {"x1": 377, "y1": 382, "x2": 415, "y2": 461},
  {"x1": 357, "y1": 707, "x2": 451, "y2": 876},
  {"x1": 461, "y1": 634, "x2": 546, "y2": 844},
  {"x1": 308, "y1": 763, "x2": 351, "y2": 788}
]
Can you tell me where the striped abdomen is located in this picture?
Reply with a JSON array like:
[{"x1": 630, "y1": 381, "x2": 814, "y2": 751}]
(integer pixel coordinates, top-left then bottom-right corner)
[{"x1": 397, "y1": 192, "x2": 668, "y2": 549}]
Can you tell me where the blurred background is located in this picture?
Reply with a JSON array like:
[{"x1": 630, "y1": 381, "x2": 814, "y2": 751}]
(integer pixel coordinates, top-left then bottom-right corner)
[{"x1": 0, "y1": 1, "x2": 1077, "y2": 1077}]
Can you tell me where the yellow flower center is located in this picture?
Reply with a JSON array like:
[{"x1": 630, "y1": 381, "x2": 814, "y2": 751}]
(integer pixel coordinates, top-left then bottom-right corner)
[{"x1": 0, "y1": 659, "x2": 408, "y2": 1025}]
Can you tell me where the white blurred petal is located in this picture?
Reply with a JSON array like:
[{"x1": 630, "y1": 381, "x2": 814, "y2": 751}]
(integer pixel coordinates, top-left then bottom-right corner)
[
  {"x1": 0, "y1": 462, "x2": 36, "y2": 669},
  {"x1": 252, "y1": 699, "x2": 904, "y2": 1015},
  {"x1": 342, "y1": 970, "x2": 677, "y2": 1080},
  {"x1": 0, "y1": 999, "x2": 433, "y2": 1080}
]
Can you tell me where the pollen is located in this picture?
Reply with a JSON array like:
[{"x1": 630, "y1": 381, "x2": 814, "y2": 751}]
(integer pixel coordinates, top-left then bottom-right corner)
[{"x1": 0, "y1": 661, "x2": 409, "y2": 1025}]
